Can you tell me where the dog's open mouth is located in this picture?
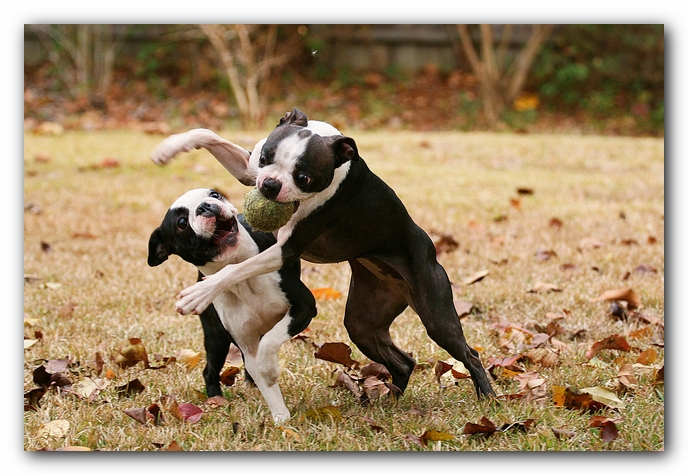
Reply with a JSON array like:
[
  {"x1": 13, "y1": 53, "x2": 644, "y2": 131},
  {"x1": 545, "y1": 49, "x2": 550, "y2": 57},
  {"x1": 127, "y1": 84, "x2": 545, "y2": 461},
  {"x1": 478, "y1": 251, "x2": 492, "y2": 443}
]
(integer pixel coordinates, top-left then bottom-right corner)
[{"x1": 211, "y1": 215, "x2": 239, "y2": 248}]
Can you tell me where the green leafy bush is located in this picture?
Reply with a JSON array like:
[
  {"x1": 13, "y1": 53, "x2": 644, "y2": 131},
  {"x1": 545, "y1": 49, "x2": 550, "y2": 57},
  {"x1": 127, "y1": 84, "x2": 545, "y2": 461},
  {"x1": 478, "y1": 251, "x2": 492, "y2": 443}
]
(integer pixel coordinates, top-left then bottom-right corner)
[{"x1": 533, "y1": 25, "x2": 664, "y2": 133}]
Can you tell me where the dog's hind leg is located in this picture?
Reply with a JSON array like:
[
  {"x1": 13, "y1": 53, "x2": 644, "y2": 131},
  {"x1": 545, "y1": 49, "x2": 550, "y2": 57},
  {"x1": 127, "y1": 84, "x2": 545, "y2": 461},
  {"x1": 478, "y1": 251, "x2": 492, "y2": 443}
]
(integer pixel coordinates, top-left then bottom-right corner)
[
  {"x1": 344, "y1": 259, "x2": 417, "y2": 393},
  {"x1": 199, "y1": 305, "x2": 233, "y2": 397},
  {"x1": 404, "y1": 257, "x2": 495, "y2": 398},
  {"x1": 241, "y1": 349, "x2": 291, "y2": 423}
]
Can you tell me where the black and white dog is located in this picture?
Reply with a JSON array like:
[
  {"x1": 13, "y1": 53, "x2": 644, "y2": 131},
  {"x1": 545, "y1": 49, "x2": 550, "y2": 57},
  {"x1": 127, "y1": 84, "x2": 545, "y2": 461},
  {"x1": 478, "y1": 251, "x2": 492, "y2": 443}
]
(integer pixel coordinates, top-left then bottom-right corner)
[
  {"x1": 147, "y1": 188, "x2": 316, "y2": 422},
  {"x1": 151, "y1": 108, "x2": 495, "y2": 399}
]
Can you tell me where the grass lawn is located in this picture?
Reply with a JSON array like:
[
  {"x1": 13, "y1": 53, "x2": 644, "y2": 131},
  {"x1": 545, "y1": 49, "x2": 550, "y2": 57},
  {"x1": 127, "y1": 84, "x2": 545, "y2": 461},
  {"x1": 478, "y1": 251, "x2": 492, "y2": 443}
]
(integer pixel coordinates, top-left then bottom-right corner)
[{"x1": 23, "y1": 128, "x2": 663, "y2": 453}]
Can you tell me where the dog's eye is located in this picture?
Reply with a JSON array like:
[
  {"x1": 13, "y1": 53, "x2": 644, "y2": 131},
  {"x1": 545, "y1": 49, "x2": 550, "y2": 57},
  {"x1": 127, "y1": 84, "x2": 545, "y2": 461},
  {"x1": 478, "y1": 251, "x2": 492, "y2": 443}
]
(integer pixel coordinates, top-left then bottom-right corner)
[
  {"x1": 295, "y1": 173, "x2": 312, "y2": 187},
  {"x1": 259, "y1": 153, "x2": 267, "y2": 167},
  {"x1": 209, "y1": 190, "x2": 221, "y2": 199},
  {"x1": 177, "y1": 217, "x2": 188, "y2": 230}
]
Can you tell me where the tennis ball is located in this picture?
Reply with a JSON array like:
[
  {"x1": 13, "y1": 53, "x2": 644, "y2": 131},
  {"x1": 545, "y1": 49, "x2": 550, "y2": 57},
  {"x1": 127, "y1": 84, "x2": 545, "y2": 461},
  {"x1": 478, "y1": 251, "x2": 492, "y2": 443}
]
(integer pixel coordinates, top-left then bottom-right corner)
[{"x1": 243, "y1": 188, "x2": 295, "y2": 232}]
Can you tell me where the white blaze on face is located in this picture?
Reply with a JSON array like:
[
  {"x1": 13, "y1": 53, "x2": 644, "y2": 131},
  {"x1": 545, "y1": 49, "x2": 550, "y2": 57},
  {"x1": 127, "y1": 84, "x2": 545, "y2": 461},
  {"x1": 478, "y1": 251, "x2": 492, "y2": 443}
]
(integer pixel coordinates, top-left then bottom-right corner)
[
  {"x1": 257, "y1": 133, "x2": 310, "y2": 203},
  {"x1": 254, "y1": 120, "x2": 343, "y2": 203},
  {"x1": 171, "y1": 188, "x2": 237, "y2": 238}
]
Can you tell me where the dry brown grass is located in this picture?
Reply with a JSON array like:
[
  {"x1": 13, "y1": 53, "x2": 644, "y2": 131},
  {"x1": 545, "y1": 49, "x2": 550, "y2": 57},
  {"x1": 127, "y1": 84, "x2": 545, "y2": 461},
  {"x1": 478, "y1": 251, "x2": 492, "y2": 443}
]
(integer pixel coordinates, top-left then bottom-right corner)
[{"x1": 23, "y1": 129, "x2": 663, "y2": 453}]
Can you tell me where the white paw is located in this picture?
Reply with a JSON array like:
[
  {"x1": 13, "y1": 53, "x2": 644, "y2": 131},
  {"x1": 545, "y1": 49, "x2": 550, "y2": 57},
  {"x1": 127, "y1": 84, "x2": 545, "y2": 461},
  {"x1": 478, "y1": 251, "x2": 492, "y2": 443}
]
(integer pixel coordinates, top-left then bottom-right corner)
[
  {"x1": 151, "y1": 133, "x2": 194, "y2": 166},
  {"x1": 174, "y1": 279, "x2": 217, "y2": 315},
  {"x1": 272, "y1": 410, "x2": 291, "y2": 423}
]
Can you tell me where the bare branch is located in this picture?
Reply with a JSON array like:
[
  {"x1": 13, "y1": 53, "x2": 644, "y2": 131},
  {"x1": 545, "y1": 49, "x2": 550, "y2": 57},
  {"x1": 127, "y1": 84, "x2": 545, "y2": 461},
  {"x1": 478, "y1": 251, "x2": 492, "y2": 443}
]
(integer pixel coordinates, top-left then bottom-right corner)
[
  {"x1": 456, "y1": 25, "x2": 482, "y2": 76},
  {"x1": 506, "y1": 24, "x2": 555, "y2": 102}
]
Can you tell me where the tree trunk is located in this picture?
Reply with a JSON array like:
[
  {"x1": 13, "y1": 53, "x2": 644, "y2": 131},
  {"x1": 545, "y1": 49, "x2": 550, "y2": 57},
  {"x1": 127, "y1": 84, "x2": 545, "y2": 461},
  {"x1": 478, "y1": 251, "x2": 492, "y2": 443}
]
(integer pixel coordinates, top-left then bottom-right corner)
[{"x1": 456, "y1": 24, "x2": 554, "y2": 126}]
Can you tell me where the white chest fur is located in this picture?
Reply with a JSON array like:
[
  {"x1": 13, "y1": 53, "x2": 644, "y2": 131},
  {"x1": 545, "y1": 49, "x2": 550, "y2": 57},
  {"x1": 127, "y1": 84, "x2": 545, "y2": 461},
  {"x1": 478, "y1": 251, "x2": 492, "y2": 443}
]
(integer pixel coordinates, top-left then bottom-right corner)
[{"x1": 212, "y1": 270, "x2": 289, "y2": 355}]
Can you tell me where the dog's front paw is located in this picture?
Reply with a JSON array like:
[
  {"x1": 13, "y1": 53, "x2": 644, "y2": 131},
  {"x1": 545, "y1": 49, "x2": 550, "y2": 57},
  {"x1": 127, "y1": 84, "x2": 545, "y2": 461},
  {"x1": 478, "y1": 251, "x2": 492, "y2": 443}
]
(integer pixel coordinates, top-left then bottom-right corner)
[
  {"x1": 174, "y1": 279, "x2": 218, "y2": 315},
  {"x1": 272, "y1": 410, "x2": 291, "y2": 424},
  {"x1": 151, "y1": 133, "x2": 195, "y2": 166}
]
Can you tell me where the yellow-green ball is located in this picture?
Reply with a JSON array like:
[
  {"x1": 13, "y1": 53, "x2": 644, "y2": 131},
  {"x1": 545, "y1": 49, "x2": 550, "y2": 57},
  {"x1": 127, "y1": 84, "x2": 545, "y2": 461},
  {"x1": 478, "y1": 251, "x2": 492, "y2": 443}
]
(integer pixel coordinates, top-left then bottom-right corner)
[{"x1": 243, "y1": 188, "x2": 295, "y2": 232}]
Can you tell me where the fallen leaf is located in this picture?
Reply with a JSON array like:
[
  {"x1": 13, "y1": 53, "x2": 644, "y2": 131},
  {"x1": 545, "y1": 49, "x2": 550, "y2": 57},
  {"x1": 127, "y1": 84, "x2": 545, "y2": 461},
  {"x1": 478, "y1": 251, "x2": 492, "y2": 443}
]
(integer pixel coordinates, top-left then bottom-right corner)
[
  {"x1": 617, "y1": 364, "x2": 638, "y2": 390},
  {"x1": 585, "y1": 334, "x2": 632, "y2": 360},
  {"x1": 176, "y1": 403, "x2": 203, "y2": 423},
  {"x1": 204, "y1": 395, "x2": 229, "y2": 407},
  {"x1": 552, "y1": 427, "x2": 576, "y2": 439},
  {"x1": 422, "y1": 429, "x2": 454, "y2": 445},
  {"x1": 24, "y1": 339, "x2": 38, "y2": 349},
  {"x1": 589, "y1": 418, "x2": 620, "y2": 442},
  {"x1": 629, "y1": 327, "x2": 652, "y2": 339},
  {"x1": 124, "y1": 407, "x2": 152, "y2": 425},
  {"x1": 552, "y1": 386, "x2": 610, "y2": 412},
  {"x1": 278, "y1": 427, "x2": 302, "y2": 441},
  {"x1": 24, "y1": 387, "x2": 48, "y2": 411},
  {"x1": 464, "y1": 270, "x2": 489, "y2": 285},
  {"x1": 454, "y1": 300, "x2": 475, "y2": 318},
  {"x1": 175, "y1": 348, "x2": 201, "y2": 369},
  {"x1": 549, "y1": 217, "x2": 564, "y2": 228},
  {"x1": 333, "y1": 370, "x2": 363, "y2": 398},
  {"x1": 404, "y1": 433, "x2": 425, "y2": 447},
  {"x1": 301, "y1": 405, "x2": 342, "y2": 421},
  {"x1": 100, "y1": 158, "x2": 121, "y2": 168},
  {"x1": 37, "y1": 420, "x2": 70, "y2": 439},
  {"x1": 24, "y1": 314, "x2": 39, "y2": 326},
  {"x1": 431, "y1": 231, "x2": 460, "y2": 254},
  {"x1": 599, "y1": 421, "x2": 619, "y2": 442},
  {"x1": 45, "y1": 357, "x2": 71, "y2": 374},
  {"x1": 535, "y1": 249, "x2": 557, "y2": 261},
  {"x1": 72, "y1": 377, "x2": 109, "y2": 400},
  {"x1": 165, "y1": 441, "x2": 184, "y2": 451},
  {"x1": 35, "y1": 152, "x2": 52, "y2": 163},
  {"x1": 55, "y1": 446, "x2": 92, "y2": 451},
  {"x1": 499, "y1": 419, "x2": 536, "y2": 433},
  {"x1": 360, "y1": 362, "x2": 391, "y2": 381},
  {"x1": 590, "y1": 287, "x2": 642, "y2": 309},
  {"x1": 512, "y1": 371, "x2": 548, "y2": 403},
  {"x1": 525, "y1": 347, "x2": 560, "y2": 367},
  {"x1": 464, "y1": 416, "x2": 497, "y2": 437},
  {"x1": 579, "y1": 237, "x2": 603, "y2": 250},
  {"x1": 362, "y1": 376, "x2": 390, "y2": 400},
  {"x1": 220, "y1": 366, "x2": 241, "y2": 386},
  {"x1": 311, "y1": 287, "x2": 342, "y2": 300},
  {"x1": 528, "y1": 282, "x2": 562, "y2": 293},
  {"x1": 72, "y1": 232, "x2": 97, "y2": 239},
  {"x1": 147, "y1": 403, "x2": 164, "y2": 425},
  {"x1": 115, "y1": 378, "x2": 146, "y2": 396},
  {"x1": 115, "y1": 338, "x2": 149, "y2": 369},
  {"x1": 636, "y1": 348, "x2": 658, "y2": 365},
  {"x1": 434, "y1": 360, "x2": 453, "y2": 386},
  {"x1": 314, "y1": 342, "x2": 360, "y2": 369},
  {"x1": 58, "y1": 301, "x2": 77, "y2": 318},
  {"x1": 580, "y1": 386, "x2": 626, "y2": 410},
  {"x1": 654, "y1": 365, "x2": 664, "y2": 383},
  {"x1": 361, "y1": 416, "x2": 385, "y2": 433}
]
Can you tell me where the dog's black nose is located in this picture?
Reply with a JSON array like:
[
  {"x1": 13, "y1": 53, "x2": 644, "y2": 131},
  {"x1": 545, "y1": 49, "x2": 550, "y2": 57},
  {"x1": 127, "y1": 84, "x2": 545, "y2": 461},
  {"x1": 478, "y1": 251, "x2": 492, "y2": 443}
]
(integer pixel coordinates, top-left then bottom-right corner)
[
  {"x1": 196, "y1": 201, "x2": 219, "y2": 217},
  {"x1": 261, "y1": 178, "x2": 282, "y2": 200}
]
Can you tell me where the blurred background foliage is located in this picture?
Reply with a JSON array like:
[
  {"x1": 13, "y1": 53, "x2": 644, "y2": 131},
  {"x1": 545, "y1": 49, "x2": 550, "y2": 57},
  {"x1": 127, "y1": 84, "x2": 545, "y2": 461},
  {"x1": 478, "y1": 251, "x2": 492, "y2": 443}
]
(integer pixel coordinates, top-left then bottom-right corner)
[{"x1": 24, "y1": 24, "x2": 663, "y2": 136}]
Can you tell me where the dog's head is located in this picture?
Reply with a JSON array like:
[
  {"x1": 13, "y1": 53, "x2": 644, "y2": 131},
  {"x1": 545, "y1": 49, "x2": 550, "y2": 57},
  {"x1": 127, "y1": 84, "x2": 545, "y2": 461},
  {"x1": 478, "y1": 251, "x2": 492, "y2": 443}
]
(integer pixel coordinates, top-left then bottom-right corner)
[
  {"x1": 148, "y1": 188, "x2": 246, "y2": 270},
  {"x1": 251, "y1": 108, "x2": 361, "y2": 203}
]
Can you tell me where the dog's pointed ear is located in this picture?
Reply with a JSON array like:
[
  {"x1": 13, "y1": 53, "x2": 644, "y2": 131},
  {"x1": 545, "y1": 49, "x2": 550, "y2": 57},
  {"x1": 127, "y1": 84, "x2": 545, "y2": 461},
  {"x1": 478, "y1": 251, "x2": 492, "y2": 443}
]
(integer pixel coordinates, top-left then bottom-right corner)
[
  {"x1": 278, "y1": 108, "x2": 308, "y2": 127},
  {"x1": 329, "y1": 135, "x2": 361, "y2": 167},
  {"x1": 147, "y1": 228, "x2": 170, "y2": 267}
]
